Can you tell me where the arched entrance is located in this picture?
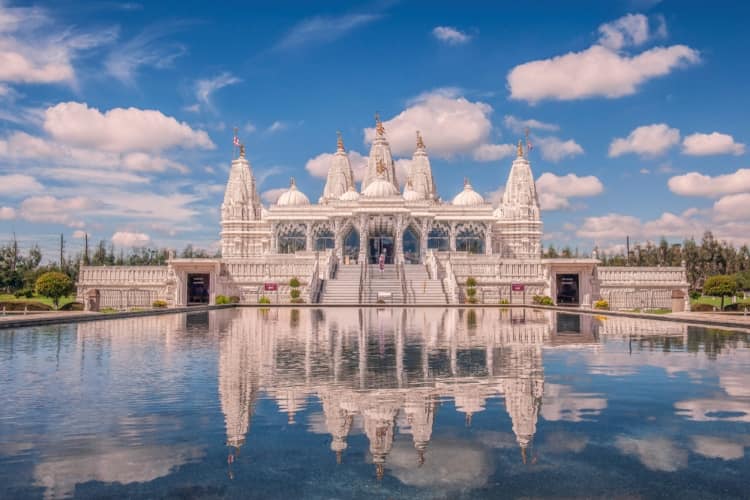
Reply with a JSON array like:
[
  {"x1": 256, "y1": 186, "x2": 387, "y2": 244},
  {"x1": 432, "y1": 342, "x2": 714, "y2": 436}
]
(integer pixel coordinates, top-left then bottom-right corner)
[
  {"x1": 403, "y1": 226, "x2": 420, "y2": 264},
  {"x1": 343, "y1": 228, "x2": 359, "y2": 264},
  {"x1": 369, "y1": 231, "x2": 394, "y2": 264}
]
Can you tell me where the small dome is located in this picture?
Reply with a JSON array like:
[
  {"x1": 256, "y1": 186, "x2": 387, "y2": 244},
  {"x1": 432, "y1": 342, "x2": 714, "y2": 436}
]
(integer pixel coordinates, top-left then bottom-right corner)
[
  {"x1": 339, "y1": 186, "x2": 360, "y2": 201},
  {"x1": 452, "y1": 179, "x2": 484, "y2": 206},
  {"x1": 403, "y1": 180, "x2": 423, "y2": 201},
  {"x1": 277, "y1": 178, "x2": 310, "y2": 206},
  {"x1": 363, "y1": 176, "x2": 399, "y2": 198}
]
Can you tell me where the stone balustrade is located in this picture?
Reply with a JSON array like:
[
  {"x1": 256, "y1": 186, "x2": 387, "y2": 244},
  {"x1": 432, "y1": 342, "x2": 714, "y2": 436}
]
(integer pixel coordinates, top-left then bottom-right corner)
[
  {"x1": 597, "y1": 267, "x2": 686, "y2": 285},
  {"x1": 78, "y1": 266, "x2": 169, "y2": 285}
]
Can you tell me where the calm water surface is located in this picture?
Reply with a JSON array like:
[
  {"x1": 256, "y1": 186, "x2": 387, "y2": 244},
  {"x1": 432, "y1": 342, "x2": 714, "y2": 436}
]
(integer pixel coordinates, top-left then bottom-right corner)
[{"x1": 1, "y1": 308, "x2": 749, "y2": 499}]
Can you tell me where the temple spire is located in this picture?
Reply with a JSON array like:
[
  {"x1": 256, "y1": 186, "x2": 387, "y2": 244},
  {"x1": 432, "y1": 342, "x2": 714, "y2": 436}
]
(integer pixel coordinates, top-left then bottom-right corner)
[
  {"x1": 375, "y1": 113, "x2": 385, "y2": 136},
  {"x1": 416, "y1": 130, "x2": 425, "y2": 149},
  {"x1": 516, "y1": 140, "x2": 523, "y2": 158},
  {"x1": 336, "y1": 131, "x2": 344, "y2": 151}
]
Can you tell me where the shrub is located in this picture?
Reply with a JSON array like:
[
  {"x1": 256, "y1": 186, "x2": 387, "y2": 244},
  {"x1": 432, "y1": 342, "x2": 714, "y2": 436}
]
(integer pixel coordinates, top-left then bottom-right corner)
[
  {"x1": 35, "y1": 271, "x2": 74, "y2": 309},
  {"x1": 290, "y1": 297, "x2": 305, "y2": 304},
  {"x1": 465, "y1": 287, "x2": 477, "y2": 298},
  {"x1": 215, "y1": 295, "x2": 230, "y2": 305},
  {"x1": 736, "y1": 291, "x2": 745, "y2": 299},
  {"x1": 703, "y1": 275, "x2": 738, "y2": 310},
  {"x1": 499, "y1": 299, "x2": 509, "y2": 305},
  {"x1": 691, "y1": 303, "x2": 715, "y2": 312},
  {"x1": 290, "y1": 289, "x2": 301, "y2": 299},
  {"x1": 467, "y1": 296, "x2": 478, "y2": 304},
  {"x1": 60, "y1": 301, "x2": 84, "y2": 311},
  {"x1": 152, "y1": 300, "x2": 168, "y2": 308},
  {"x1": 100, "y1": 307, "x2": 118, "y2": 314},
  {"x1": 532, "y1": 295, "x2": 553, "y2": 306},
  {"x1": 289, "y1": 277, "x2": 300, "y2": 288},
  {"x1": 593, "y1": 299, "x2": 609, "y2": 310},
  {"x1": 13, "y1": 289, "x2": 34, "y2": 299},
  {"x1": 258, "y1": 296, "x2": 271, "y2": 304},
  {"x1": 376, "y1": 299, "x2": 386, "y2": 305},
  {"x1": 229, "y1": 295, "x2": 241, "y2": 304},
  {"x1": 466, "y1": 277, "x2": 477, "y2": 287},
  {"x1": 0, "y1": 301, "x2": 52, "y2": 311},
  {"x1": 689, "y1": 290, "x2": 701, "y2": 300},
  {"x1": 723, "y1": 303, "x2": 742, "y2": 311}
]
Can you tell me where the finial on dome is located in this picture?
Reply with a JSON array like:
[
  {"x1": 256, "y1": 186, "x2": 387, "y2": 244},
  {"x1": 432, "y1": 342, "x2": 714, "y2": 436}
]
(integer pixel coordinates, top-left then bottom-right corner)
[
  {"x1": 464, "y1": 177, "x2": 469, "y2": 187},
  {"x1": 375, "y1": 113, "x2": 385, "y2": 136},
  {"x1": 336, "y1": 131, "x2": 344, "y2": 151},
  {"x1": 240, "y1": 144, "x2": 246, "y2": 158},
  {"x1": 517, "y1": 140, "x2": 523, "y2": 158},
  {"x1": 416, "y1": 130, "x2": 425, "y2": 149},
  {"x1": 290, "y1": 177, "x2": 296, "y2": 188}
]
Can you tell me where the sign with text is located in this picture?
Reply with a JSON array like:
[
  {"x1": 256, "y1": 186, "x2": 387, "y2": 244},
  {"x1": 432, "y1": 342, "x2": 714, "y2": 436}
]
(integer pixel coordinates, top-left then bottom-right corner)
[
  {"x1": 511, "y1": 283, "x2": 525, "y2": 292},
  {"x1": 264, "y1": 282, "x2": 278, "y2": 291}
]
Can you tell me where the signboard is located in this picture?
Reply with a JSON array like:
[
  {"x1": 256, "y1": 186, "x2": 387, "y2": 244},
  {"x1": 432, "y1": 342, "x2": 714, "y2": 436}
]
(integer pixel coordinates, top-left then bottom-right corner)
[
  {"x1": 511, "y1": 283, "x2": 525, "y2": 292},
  {"x1": 264, "y1": 282, "x2": 278, "y2": 291}
]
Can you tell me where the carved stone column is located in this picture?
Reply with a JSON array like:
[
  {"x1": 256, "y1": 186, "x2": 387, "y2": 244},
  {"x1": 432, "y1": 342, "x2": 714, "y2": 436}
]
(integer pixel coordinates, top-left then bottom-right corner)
[
  {"x1": 449, "y1": 222, "x2": 457, "y2": 252},
  {"x1": 271, "y1": 222, "x2": 278, "y2": 253},
  {"x1": 306, "y1": 222, "x2": 314, "y2": 252},
  {"x1": 395, "y1": 214, "x2": 404, "y2": 263},
  {"x1": 420, "y1": 219, "x2": 430, "y2": 264},
  {"x1": 484, "y1": 225, "x2": 492, "y2": 255},
  {"x1": 358, "y1": 214, "x2": 368, "y2": 263}
]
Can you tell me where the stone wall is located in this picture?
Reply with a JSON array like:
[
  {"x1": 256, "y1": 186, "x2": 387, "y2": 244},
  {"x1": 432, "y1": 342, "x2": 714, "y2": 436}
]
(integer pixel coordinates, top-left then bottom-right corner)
[
  {"x1": 77, "y1": 266, "x2": 170, "y2": 310},
  {"x1": 598, "y1": 266, "x2": 689, "y2": 311}
]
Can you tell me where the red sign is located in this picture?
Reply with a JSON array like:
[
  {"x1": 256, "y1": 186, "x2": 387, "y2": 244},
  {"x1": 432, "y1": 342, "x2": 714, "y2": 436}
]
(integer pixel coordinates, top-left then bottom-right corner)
[
  {"x1": 264, "y1": 282, "x2": 278, "y2": 291},
  {"x1": 511, "y1": 283, "x2": 525, "y2": 292}
]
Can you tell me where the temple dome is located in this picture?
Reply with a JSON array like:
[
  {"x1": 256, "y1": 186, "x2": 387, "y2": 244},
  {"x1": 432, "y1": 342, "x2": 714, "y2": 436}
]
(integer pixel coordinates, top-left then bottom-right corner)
[
  {"x1": 452, "y1": 179, "x2": 484, "y2": 206},
  {"x1": 276, "y1": 178, "x2": 310, "y2": 207},
  {"x1": 363, "y1": 176, "x2": 399, "y2": 198},
  {"x1": 403, "y1": 180, "x2": 423, "y2": 202},
  {"x1": 339, "y1": 186, "x2": 360, "y2": 201}
]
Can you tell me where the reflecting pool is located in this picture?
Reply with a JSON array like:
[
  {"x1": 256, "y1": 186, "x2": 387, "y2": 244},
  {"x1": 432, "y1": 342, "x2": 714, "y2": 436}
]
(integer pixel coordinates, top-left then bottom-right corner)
[{"x1": 1, "y1": 308, "x2": 750, "y2": 499}]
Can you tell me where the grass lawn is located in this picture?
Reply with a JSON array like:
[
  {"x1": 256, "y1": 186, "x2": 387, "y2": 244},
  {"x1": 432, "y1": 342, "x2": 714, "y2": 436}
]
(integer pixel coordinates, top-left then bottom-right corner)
[
  {"x1": 0, "y1": 293, "x2": 78, "y2": 308},
  {"x1": 691, "y1": 296, "x2": 750, "y2": 308}
]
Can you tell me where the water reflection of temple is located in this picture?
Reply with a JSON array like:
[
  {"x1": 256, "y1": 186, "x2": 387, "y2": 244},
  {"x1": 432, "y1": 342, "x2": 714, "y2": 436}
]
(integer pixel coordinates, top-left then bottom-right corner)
[{"x1": 215, "y1": 307, "x2": 554, "y2": 479}]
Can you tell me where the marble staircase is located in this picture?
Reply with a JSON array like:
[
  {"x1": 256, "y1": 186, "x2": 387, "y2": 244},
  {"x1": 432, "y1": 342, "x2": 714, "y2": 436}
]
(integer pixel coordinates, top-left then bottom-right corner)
[
  {"x1": 404, "y1": 264, "x2": 449, "y2": 304},
  {"x1": 365, "y1": 264, "x2": 404, "y2": 304},
  {"x1": 319, "y1": 264, "x2": 361, "y2": 304}
]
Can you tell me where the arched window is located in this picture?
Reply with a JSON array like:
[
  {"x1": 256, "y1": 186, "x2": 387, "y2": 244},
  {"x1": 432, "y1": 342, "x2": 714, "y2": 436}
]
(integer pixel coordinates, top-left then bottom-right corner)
[
  {"x1": 278, "y1": 224, "x2": 306, "y2": 254},
  {"x1": 427, "y1": 225, "x2": 449, "y2": 251},
  {"x1": 342, "y1": 227, "x2": 360, "y2": 263},
  {"x1": 403, "y1": 225, "x2": 420, "y2": 264},
  {"x1": 314, "y1": 228, "x2": 335, "y2": 251},
  {"x1": 456, "y1": 224, "x2": 485, "y2": 254}
]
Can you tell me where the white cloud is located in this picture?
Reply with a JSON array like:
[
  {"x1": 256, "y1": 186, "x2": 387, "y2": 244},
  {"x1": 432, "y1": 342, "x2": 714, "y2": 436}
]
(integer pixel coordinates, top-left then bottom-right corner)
[
  {"x1": 19, "y1": 195, "x2": 92, "y2": 226},
  {"x1": 503, "y1": 115, "x2": 559, "y2": 133},
  {"x1": 577, "y1": 213, "x2": 642, "y2": 240},
  {"x1": 363, "y1": 89, "x2": 492, "y2": 158},
  {"x1": 42, "y1": 167, "x2": 150, "y2": 185},
  {"x1": 261, "y1": 188, "x2": 286, "y2": 204},
  {"x1": 668, "y1": 169, "x2": 750, "y2": 197},
  {"x1": 267, "y1": 121, "x2": 287, "y2": 133},
  {"x1": 0, "y1": 174, "x2": 43, "y2": 195},
  {"x1": 691, "y1": 436, "x2": 745, "y2": 461},
  {"x1": 432, "y1": 26, "x2": 471, "y2": 45},
  {"x1": 244, "y1": 122, "x2": 257, "y2": 134},
  {"x1": 305, "y1": 150, "x2": 369, "y2": 182},
  {"x1": 72, "y1": 230, "x2": 86, "y2": 238},
  {"x1": 0, "y1": 206, "x2": 16, "y2": 219},
  {"x1": 508, "y1": 43, "x2": 699, "y2": 103},
  {"x1": 276, "y1": 13, "x2": 381, "y2": 51},
  {"x1": 713, "y1": 193, "x2": 750, "y2": 222},
  {"x1": 472, "y1": 143, "x2": 515, "y2": 162},
  {"x1": 111, "y1": 231, "x2": 150, "y2": 247},
  {"x1": 536, "y1": 173, "x2": 603, "y2": 210},
  {"x1": 43, "y1": 102, "x2": 215, "y2": 152},
  {"x1": 615, "y1": 436, "x2": 687, "y2": 472},
  {"x1": 597, "y1": 13, "x2": 651, "y2": 50},
  {"x1": 0, "y1": 3, "x2": 115, "y2": 85},
  {"x1": 682, "y1": 132, "x2": 745, "y2": 156},
  {"x1": 195, "y1": 72, "x2": 241, "y2": 108},
  {"x1": 535, "y1": 136, "x2": 584, "y2": 162},
  {"x1": 609, "y1": 123, "x2": 680, "y2": 157},
  {"x1": 121, "y1": 152, "x2": 188, "y2": 173},
  {"x1": 104, "y1": 24, "x2": 186, "y2": 85}
]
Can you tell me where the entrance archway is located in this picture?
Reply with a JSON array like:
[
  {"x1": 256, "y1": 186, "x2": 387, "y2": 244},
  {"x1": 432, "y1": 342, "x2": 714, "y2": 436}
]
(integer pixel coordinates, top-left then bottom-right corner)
[
  {"x1": 403, "y1": 226, "x2": 420, "y2": 264},
  {"x1": 343, "y1": 228, "x2": 359, "y2": 264},
  {"x1": 369, "y1": 233, "x2": 394, "y2": 264},
  {"x1": 556, "y1": 274, "x2": 580, "y2": 305},
  {"x1": 187, "y1": 273, "x2": 210, "y2": 305}
]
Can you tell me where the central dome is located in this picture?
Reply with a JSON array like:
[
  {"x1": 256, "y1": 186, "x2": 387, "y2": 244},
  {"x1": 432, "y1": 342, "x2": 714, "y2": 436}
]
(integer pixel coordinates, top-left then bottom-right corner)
[
  {"x1": 363, "y1": 176, "x2": 399, "y2": 198},
  {"x1": 452, "y1": 179, "x2": 485, "y2": 206},
  {"x1": 276, "y1": 178, "x2": 310, "y2": 206},
  {"x1": 339, "y1": 186, "x2": 360, "y2": 201}
]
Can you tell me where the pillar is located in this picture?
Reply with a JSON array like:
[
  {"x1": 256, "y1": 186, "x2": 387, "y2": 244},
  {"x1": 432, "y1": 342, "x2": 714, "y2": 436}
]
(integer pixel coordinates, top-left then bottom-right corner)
[
  {"x1": 420, "y1": 219, "x2": 430, "y2": 264},
  {"x1": 358, "y1": 215, "x2": 368, "y2": 263},
  {"x1": 449, "y1": 222, "x2": 457, "y2": 252},
  {"x1": 484, "y1": 228, "x2": 492, "y2": 256},
  {"x1": 306, "y1": 223, "x2": 314, "y2": 252}
]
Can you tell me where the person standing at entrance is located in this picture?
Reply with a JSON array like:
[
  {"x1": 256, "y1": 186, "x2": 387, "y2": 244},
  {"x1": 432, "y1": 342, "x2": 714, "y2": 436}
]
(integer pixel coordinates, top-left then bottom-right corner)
[{"x1": 379, "y1": 251, "x2": 385, "y2": 274}]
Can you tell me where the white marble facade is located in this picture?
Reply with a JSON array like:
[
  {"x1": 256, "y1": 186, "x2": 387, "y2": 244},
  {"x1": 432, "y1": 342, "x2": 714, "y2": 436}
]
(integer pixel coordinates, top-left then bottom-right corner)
[{"x1": 76, "y1": 115, "x2": 690, "y2": 309}]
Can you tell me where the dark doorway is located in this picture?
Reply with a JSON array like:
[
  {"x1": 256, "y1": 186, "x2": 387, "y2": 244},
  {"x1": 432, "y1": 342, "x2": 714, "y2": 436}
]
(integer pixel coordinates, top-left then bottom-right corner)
[
  {"x1": 369, "y1": 235, "x2": 394, "y2": 264},
  {"x1": 187, "y1": 273, "x2": 210, "y2": 305},
  {"x1": 556, "y1": 274, "x2": 579, "y2": 305},
  {"x1": 403, "y1": 226, "x2": 420, "y2": 264},
  {"x1": 343, "y1": 228, "x2": 359, "y2": 264}
]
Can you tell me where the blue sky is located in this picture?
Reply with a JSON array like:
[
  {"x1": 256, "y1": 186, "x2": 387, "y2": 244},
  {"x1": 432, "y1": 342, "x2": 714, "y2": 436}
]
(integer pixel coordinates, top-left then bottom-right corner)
[{"x1": 1, "y1": 0, "x2": 749, "y2": 257}]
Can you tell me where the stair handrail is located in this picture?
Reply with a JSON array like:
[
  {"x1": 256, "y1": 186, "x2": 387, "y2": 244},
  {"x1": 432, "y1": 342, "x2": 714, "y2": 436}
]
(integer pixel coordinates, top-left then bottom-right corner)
[
  {"x1": 443, "y1": 257, "x2": 459, "y2": 304},
  {"x1": 397, "y1": 256, "x2": 408, "y2": 304},
  {"x1": 358, "y1": 259, "x2": 366, "y2": 304},
  {"x1": 426, "y1": 250, "x2": 439, "y2": 280},
  {"x1": 308, "y1": 257, "x2": 321, "y2": 303}
]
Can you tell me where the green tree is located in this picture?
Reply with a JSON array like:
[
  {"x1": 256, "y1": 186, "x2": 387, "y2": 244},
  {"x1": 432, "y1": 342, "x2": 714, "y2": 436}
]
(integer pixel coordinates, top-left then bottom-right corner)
[
  {"x1": 703, "y1": 274, "x2": 738, "y2": 310},
  {"x1": 35, "y1": 271, "x2": 74, "y2": 309}
]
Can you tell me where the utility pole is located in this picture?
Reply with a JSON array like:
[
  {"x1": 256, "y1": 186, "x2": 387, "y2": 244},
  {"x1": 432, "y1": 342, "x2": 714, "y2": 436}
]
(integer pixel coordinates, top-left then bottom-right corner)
[
  {"x1": 10, "y1": 232, "x2": 17, "y2": 274},
  {"x1": 59, "y1": 233, "x2": 65, "y2": 270},
  {"x1": 626, "y1": 236, "x2": 630, "y2": 266},
  {"x1": 84, "y1": 232, "x2": 89, "y2": 265}
]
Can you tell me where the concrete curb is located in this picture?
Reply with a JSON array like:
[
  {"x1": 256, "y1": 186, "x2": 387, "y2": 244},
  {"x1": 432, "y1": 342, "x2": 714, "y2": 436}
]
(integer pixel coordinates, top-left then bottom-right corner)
[
  {"x1": 0, "y1": 304, "x2": 235, "y2": 330},
  {"x1": 1, "y1": 302, "x2": 747, "y2": 332}
]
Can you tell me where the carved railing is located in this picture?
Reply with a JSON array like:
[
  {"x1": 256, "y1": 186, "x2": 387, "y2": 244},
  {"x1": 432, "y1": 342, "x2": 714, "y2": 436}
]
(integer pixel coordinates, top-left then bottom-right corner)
[
  {"x1": 358, "y1": 259, "x2": 367, "y2": 304},
  {"x1": 397, "y1": 257, "x2": 408, "y2": 304},
  {"x1": 598, "y1": 266, "x2": 687, "y2": 285},
  {"x1": 425, "y1": 250, "x2": 439, "y2": 280},
  {"x1": 308, "y1": 258, "x2": 321, "y2": 304},
  {"x1": 442, "y1": 259, "x2": 459, "y2": 304},
  {"x1": 78, "y1": 266, "x2": 168, "y2": 285}
]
